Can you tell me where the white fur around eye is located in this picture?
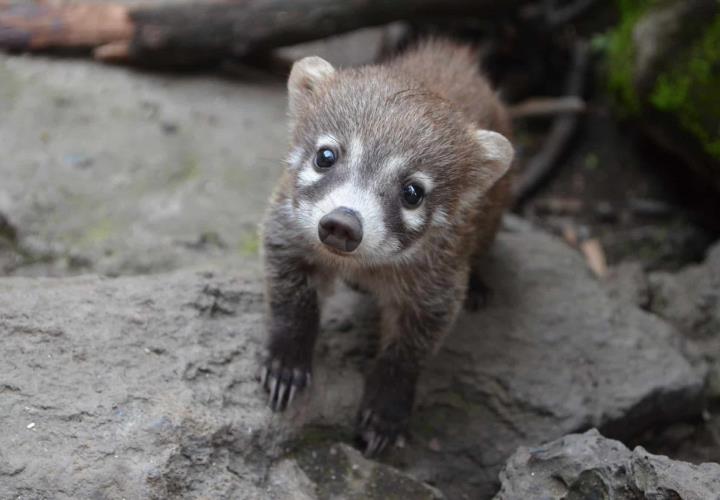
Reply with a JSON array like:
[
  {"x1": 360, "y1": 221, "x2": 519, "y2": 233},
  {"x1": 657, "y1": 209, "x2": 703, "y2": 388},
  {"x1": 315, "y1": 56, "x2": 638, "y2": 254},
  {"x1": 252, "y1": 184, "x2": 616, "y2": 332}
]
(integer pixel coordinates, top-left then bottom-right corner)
[
  {"x1": 409, "y1": 172, "x2": 434, "y2": 194},
  {"x1": 315, "y1": 134, "x2": 340, "y2": 151},
  {"x1": 297, "y1": 164, "x2": 322, "y2": 187},
  {"x1": 295, "y1": 135, "x2": 340, "y2": 188},
  {"x1": 286, "y1": 147, "x2": 304, "y2": 169},
  {"x1": 399, "y1": 172, "x2": 432, "y2": 231},
  {"x1": 401, "y1": 206, "x2": 426, "y2": 231}
]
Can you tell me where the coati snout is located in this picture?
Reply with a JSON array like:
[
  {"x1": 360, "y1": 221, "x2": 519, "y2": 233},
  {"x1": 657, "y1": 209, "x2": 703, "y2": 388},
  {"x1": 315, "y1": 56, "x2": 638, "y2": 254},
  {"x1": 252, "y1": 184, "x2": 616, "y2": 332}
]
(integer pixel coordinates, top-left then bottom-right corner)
[
  {"x1": 261, "y1": 39, "x2": 514, "y2": 456},
  {"x1": 318, "y1": 207, "x2": 363, "y2": 253}
]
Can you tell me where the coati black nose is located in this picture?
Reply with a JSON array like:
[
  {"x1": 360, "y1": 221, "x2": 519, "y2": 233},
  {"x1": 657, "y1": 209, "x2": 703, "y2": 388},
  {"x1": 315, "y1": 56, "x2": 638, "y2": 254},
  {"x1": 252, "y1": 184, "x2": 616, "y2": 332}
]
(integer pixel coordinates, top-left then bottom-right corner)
[{"x1": 318, "y1": 207, "x2": 363, "y2": 253}]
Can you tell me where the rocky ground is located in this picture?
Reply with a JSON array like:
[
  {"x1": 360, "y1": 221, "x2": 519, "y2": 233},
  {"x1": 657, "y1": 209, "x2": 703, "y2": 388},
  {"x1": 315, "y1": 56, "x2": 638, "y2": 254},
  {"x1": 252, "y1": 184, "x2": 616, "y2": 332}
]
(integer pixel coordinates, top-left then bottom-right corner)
[
  {"x1": 496, "y1": 429, "x2": 720, "y2": 499},
  {"x1": 1, "y1": 34, "x2": 720, "y2": 500}
]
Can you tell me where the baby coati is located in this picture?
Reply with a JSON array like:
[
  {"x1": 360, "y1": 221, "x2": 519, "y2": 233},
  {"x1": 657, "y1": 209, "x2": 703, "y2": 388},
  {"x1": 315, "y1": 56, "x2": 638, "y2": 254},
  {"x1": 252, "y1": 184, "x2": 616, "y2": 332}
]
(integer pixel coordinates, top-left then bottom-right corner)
[{"x1": 260, "y1": 39, "x2": 514, "y2": 456}]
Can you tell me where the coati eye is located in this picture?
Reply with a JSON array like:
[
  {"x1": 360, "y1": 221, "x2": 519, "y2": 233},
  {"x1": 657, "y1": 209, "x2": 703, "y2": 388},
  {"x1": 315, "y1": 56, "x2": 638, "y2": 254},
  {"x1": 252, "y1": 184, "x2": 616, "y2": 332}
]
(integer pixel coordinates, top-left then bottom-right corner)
[
  {"x1": 315, "y1": 147, "x2": 337, "y2": 169},
  {"x1": 402, "y1": 183, "x2": 425, "y2": 208}
]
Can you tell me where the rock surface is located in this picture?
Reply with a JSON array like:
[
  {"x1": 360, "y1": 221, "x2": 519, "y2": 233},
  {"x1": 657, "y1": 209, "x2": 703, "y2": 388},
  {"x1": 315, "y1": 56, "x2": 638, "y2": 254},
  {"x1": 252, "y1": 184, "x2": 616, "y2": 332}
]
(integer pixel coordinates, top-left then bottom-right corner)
[
  {"x1": 495, "y1": 428, "x2": 720, "y2": 500},
  {"x1": 0, "y1": 218, "x2": 705, "y2": 499},
  {"x1": 0, "y1": 24, "x2": 402, "y2": 279},
  {"x1": 647, "y1": 241, "x2": 720, "y2": 342},
  {"x1": 646, "y1": 239, "x2": 720, "y2": 403},
  {"x1": 603, "y1": 241, "x2": 720, "y2": 466},
  {"x1": 0, "y1": 53, "x2": 287, "y2": 277}
]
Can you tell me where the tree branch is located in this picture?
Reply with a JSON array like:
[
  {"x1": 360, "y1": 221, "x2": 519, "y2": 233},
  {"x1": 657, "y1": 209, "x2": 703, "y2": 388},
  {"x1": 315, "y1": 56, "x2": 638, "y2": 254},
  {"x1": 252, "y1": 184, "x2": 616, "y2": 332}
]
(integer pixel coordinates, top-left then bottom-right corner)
[{"x1": 0, "y1": 0, "x2": 528, "y2": 65}]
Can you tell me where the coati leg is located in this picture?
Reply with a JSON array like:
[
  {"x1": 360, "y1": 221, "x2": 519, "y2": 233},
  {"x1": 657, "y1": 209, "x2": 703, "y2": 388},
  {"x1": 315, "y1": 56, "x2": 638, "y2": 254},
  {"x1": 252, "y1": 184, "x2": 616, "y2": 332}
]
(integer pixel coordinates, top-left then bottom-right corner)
[
  {"x1": 464, "y1": 200, "x2": 504, "y2": 311},
  {"x1": 261, "y1": 234, "x2": 320, "y2": 412},
  {"x1": 464, "y1": 272, "x2": 493, "y2": 311},
  {"x1": 357, "y1": 274, "x2": 466, "y2": 456}
]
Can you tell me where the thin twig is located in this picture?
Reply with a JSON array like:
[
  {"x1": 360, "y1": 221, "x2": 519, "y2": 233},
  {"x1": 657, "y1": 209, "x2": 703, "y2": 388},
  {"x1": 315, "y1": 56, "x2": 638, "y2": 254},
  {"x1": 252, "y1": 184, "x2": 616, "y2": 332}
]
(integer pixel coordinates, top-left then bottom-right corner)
[
  {"x1": 513, "y1": 40, "x2": 590, "y2": 206},
  {"x1": 545, "y1": 0, "x2": 598, "y2": 26},
  {"x1": 509, "y1": 96, "x2": 586, "y2": 119}
]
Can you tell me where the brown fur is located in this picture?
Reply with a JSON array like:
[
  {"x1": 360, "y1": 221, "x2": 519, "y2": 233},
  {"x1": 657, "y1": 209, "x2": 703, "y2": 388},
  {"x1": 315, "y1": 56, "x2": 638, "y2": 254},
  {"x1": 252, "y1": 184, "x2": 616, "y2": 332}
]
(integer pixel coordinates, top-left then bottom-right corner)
[
  {"x1": 389, "y1": 39, "x2": 512, "y2": 280},
  {"x1": 260, "y1": 39, "x2": 513, "y2": 455}
]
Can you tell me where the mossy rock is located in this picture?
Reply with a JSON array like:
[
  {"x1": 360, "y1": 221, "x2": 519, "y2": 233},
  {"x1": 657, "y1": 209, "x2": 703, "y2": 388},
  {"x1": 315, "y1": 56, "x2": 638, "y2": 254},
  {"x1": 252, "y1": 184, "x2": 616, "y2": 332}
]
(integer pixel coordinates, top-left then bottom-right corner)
[{"x1": 607, "y1": 0, "x2": 720, "y2": 191}]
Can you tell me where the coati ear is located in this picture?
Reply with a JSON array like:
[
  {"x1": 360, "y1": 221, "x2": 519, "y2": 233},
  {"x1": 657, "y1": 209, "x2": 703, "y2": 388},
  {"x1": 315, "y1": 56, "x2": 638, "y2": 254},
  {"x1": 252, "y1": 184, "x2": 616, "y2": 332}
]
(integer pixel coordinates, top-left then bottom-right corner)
[
  {"x1": 288, "y1": 56, "x2": 336, "y2": 115},
  {"x1": 474, "y1": 129, "x2": 514, "y2": 187}
]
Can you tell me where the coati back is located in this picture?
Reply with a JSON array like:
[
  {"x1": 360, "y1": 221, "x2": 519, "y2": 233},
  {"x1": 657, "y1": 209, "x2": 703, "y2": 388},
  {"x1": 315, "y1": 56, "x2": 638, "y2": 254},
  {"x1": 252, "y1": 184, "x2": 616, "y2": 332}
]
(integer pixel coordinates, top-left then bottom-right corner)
[{"x1": 260, "y1": 39, "x2": 514, "y2": 456}]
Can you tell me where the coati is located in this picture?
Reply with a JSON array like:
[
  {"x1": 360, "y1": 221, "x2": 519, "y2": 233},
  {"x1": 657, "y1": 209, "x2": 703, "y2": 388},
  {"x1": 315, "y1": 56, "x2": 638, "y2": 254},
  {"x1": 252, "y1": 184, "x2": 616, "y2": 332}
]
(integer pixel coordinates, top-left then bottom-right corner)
[{"x1": 260, "y1": 39, "x2": 514, "y2": 456}]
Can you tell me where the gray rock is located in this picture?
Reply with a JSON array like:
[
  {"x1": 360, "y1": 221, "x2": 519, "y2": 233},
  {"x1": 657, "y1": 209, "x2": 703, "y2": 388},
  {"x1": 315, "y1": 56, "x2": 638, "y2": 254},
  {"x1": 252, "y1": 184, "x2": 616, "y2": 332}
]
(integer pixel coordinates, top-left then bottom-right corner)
[
  {"x1": 648, "y1": 241, "x2": 720, "y2": 340},
  {"x1": 0, "y1": 268, "x2": 439, "y2": 499},
  {"x1": 0, "y1": 25, "x2": 408, "y2": 278},
  {"x1": 0, "y1": 53, "x2": 287, "y2": 277},
  {"x1": 0, "y1": 219, "x2": 705, "y2": 499},
  {"x1": 495, "y1": 429, "x2": 720, "y2": 500},
  {"x1": 647, "y1": 240, "x2": 720, "y2": 414},
  {"x1": 604, "y1": 260, "x2": 651, "y2": 309},
  {"x1": 622, "y1": 241, "x2": 720, "y2": 467}
]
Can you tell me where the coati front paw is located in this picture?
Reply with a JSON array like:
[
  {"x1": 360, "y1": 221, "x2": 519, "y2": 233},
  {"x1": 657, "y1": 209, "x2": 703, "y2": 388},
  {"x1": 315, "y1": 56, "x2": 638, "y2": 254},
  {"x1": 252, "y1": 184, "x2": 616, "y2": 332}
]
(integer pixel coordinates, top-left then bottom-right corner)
[
  {"x1": 357, "y1": 405, "x2": 409, "y2": 457},
  {"x1": 261, "y1": 354, "x2": 312, "y2": 412},
  {"x1": 356, "y1": 360, "x2": 416, "y2": 457}
]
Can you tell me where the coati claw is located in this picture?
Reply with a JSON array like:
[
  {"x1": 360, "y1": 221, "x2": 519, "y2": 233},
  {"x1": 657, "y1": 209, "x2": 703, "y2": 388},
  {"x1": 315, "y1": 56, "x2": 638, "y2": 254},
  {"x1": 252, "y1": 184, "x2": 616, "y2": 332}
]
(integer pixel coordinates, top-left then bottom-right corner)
[
  {"x1": 360, "y1": 409, "x2": 372, "y2": 428},
  {"x1": 287, "y1": 384, "x2": 297, "y2": 406},
  {"x1": 261, "y1": 358, "x2": 311, "y2": 412},
  {"x1": 357, "y1": 408, "x2": 402, "y2": 458},
  {"x1": 356, "y1": 358, "x2": 416, "y2": 457},
  {"x1": 368, "y1": 434, "x2": 389, "y2": 457}
]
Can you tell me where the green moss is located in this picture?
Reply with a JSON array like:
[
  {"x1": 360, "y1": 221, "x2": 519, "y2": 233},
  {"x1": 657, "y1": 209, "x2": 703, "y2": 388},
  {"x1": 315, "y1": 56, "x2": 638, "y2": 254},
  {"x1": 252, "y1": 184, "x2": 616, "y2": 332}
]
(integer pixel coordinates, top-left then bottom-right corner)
[
  {"x1": 294, "y1": 444, "x2": 353, "y2": 499},
  {"x1": 238, "y1": 232, "x2": 260, "y2": 256},
  {"x1": 649, "y1": 15, "x2": 720, "y2": 159},
  {"x1": 79, "y1": 218, "x2": 115, "y2": 245},
  {"x1": 285, "y1": 424, "x2": 352, "y2": 451},
  {"x1": 606, "y1": 0, "x2": 720, "y2": 159},
  {"x1": 606, "y1": 0, "x2": 654, "y2": 114},
  {"x1": 167, "y1": 155, "x2": 201, "y2": 186},
  {"x1": 584, "y1": 152, "x2": 600, "y2": 170}
]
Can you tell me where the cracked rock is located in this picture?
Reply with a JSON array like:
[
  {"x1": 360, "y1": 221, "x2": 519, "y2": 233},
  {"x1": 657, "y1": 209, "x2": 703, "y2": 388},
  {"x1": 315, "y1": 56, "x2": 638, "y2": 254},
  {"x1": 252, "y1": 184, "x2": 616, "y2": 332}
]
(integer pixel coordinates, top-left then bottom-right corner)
[
  {"x1": 494, "y1": 429, "x2": 720, "y2": 500},
  {"x1": 0, "y1": 218, "x2": 706, "y2": 499}
]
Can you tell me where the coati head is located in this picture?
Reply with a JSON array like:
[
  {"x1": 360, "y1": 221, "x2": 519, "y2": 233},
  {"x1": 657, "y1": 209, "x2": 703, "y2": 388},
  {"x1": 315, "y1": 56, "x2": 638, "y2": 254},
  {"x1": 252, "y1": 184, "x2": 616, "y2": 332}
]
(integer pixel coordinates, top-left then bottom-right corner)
[{"x1": 284, "y1": 56, "x2": 513, "y2": 265}]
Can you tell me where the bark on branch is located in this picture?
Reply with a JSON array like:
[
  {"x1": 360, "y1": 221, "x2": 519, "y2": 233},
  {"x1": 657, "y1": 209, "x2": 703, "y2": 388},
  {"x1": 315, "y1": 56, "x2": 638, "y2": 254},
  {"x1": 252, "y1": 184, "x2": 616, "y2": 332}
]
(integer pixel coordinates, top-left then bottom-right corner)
[{"x1": 0, "y1": 0, "x2": 527, "y2": 65}]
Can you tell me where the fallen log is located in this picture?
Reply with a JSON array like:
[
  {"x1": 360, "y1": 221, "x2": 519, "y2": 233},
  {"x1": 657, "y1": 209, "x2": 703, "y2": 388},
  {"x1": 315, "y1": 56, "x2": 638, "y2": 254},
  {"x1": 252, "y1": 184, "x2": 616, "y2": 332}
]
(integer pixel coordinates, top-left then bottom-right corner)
[{"x1": 0, "y1": 0, "x2": 527, "y2": 65}]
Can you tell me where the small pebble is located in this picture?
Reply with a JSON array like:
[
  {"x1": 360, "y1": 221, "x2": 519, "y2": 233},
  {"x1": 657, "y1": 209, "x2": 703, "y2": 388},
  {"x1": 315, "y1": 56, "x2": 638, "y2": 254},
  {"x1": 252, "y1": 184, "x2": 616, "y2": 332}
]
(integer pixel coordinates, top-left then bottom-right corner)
[
  {"x1": 63, "y1": 154, "x2": 94, "y2": 169},
  {"x1": 161, "y1": 122, "x2": 179, "y2": 135}
]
